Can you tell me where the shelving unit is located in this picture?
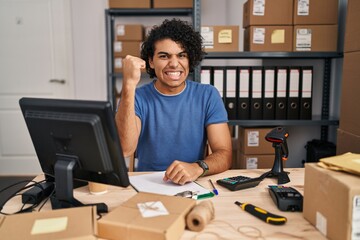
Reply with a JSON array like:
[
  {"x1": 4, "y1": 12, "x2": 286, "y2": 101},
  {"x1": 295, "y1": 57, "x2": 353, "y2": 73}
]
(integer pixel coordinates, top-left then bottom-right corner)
[
  {"x1": 202, "y1": 51, "x2": 343, "y2": 140},
  {"x1": 105, "y1": 1, "x2": 201, "y2": 110}
]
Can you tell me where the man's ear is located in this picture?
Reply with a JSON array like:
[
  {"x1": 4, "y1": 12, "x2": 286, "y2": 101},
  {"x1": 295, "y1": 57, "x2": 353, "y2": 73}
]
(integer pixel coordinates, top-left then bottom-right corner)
[{"x1": 149, "y1": 57, "x2": 154, "y2": 69}]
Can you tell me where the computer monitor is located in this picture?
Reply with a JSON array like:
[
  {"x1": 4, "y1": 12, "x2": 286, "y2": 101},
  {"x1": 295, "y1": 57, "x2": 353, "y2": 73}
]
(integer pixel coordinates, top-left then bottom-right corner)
[{"x1": 19, "y1": 97, "x2": 130, "y2": 213}]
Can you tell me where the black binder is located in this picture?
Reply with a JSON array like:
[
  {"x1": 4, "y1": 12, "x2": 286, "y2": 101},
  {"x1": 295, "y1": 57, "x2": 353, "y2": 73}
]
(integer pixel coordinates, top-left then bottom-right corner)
[
  {"x1": 263, "y1": 67, "x2": 275, "y2": 120},
  {"x1": 275, "y1": 67, "x2": 288, "y2": 119},
  {"x1": 287, "y1": 67, "x2": 301, "y2": 120},
  {"x1": 299, "y1": 66, "x2": 313, "y2": 120},
  {"x1": 250, "y1": 67, "x2": 263, "y2": 120},
  {"x1": 200, "y1": 67, "x2": 211, "y2": 85},
  {"x1": 213, "y1": 68, "x2": 225, "y2": 102},
  {"x1": 238, "y1": 67, "x2": 250, "y2": 120},
  {"x1": 225, "y1": 68, "x2": 237, "y2": 120}
]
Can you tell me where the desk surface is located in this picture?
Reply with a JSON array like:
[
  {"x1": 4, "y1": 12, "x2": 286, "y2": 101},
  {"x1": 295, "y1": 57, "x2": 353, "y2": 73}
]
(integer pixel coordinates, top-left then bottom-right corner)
[{"x1": 3, "y1": 168, "x2": 325, "y2": 240}]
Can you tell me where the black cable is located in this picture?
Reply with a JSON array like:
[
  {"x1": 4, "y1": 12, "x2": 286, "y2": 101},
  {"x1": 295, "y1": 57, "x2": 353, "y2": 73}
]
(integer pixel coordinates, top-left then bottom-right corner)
[
  {"x1": 37, "y1": 188, "x2": 55, "y2": 212},
  {"x1": 0, "y1": 180, "x2": 47, "y2": 215}
]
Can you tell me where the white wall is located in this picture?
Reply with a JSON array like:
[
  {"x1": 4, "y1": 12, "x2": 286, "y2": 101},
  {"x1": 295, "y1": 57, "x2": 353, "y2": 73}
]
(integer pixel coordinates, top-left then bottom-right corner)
[{"x1": 70, "y1": 0, "x2": 107, "y2": 101}]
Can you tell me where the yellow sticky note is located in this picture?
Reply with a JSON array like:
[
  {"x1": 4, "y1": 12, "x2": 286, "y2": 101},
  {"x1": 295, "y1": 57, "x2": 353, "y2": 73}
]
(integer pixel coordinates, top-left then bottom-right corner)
[
  {"x1": 218, "y1": 29, "x2": 232, "y2": 43},
  {"x1": 31, "y1": 217, "x2": 68, "y2": 235},
  {"x1": 271, "y1": 29, "x2": 285, "y2": 44}
]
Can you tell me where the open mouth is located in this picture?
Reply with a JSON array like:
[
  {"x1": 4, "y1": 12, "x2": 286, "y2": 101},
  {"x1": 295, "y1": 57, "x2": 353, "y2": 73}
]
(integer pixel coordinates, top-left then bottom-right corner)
[{"x1": 165, "y1": 71, "x2": 182, "y2": 80}]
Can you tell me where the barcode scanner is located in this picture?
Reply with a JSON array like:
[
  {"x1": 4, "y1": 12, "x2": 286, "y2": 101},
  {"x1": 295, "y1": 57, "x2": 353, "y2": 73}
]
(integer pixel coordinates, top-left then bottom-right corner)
[{"x1": 262, "y1": 127, "x2": 291, "y2": 184}]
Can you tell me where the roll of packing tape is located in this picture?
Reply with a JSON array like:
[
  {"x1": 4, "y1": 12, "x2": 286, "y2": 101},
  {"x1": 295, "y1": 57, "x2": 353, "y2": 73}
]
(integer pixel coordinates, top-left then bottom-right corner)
[{"x1": 186, "y1": 200, "x2": 215, "y2": 232}]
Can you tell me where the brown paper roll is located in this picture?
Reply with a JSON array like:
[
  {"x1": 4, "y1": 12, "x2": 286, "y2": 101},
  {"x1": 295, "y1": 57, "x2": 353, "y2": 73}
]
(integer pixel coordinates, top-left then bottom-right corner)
[{"x1": 186, "y1": 200, "x2": 215, "y2": 232}]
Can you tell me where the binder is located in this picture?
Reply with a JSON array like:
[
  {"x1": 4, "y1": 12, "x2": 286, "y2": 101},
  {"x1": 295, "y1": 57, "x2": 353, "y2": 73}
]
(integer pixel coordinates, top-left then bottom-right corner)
[
  {"x1": 213, "y1": 68, "x2": 225, "y2": 102},
  {"x1": 238, "y1": 67, "x2": 250, "y2": 120},
  {"x1": 225, "y1": 68, "x2": 237, "y2": 120},
  {"x1": 287, "y1": 67, "x2": 301, "y2": 120},
  {"x1": 200, "y1": 68, "x2": 211, "y2": 85},
  {"x1": 250, "y1": 67, "x2": 263, "y2": 120},
  {"x1": 263, "y1": 67, "x2": 275, "y2": 120},
  {"x1": 299, "y1": 67, "x2": 313, "y2": 120},
  {"x1": 275, "y1": 67, "x2": 288, "y2": 119}
]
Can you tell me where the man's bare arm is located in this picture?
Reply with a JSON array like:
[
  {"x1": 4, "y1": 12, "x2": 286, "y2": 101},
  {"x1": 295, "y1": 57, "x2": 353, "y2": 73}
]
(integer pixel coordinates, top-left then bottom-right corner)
[{"x1": 115, "y1": 55, "x2": 145, "y2": 157}]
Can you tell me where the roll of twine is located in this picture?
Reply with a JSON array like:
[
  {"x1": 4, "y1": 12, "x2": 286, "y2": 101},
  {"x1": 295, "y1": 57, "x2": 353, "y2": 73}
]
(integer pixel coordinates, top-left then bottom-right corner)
[{"x1": 186, "y1": 200, "x2": 215, "y2": 232}]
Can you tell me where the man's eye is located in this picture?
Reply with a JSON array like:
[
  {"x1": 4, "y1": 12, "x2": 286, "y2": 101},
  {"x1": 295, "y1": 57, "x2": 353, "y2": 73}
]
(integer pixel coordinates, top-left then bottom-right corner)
[
  {"x1": 159, "y1": 55, "x2": 168, "y2": 59},
  {"x1": 179, "y1": 54, "x2": 187, "y2": 58}
]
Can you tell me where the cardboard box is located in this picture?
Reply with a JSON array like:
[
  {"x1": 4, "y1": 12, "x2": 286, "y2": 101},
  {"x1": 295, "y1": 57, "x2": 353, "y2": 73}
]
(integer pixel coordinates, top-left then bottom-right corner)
[
  {"x1": 303, "y1": 163, "x2": 360, "y2": 240},
  {"x1": 153, "y1": 0, "x2": 193, "y2": 8},
  {"x1": 108, "y1": 0, "x2": 151, "y2": 9},
  {"x1": 115, "y1": 24, "x2": 144, "y2": 41},
  {"x1": 293, "y1": 0, "x2": 338, "y2": 25},
  {"x1": 336, "y1": 128, "x2": 360, "y2": 155},
  {"x1": 244, "y1": 25, "x2": 293, "y2": 52},
  {"x1": 243, "y1": 0, "x2": 293, "y2": 28},
  {"x1": 201, "y1": 25, "x2": 239, "y2": 52},
  {"x1": 114, "y1": 41, "x2": 142, "y2": 57},
  {"x1": 293, "y1": 25, "x2": 338, "y2": 52},
  {"x1": 97, "y1": 192, "x2": 196, "y2": 240},
  {"x1": 344, "y1": 0, "x2": 360, "y2": 52},
  {"x1": 0, "y1": 206, "x2": 97, "y2": 239},
  {"x1": 339, "y1": 51, "x2": 360, "y2": 135},
  {"x1": 236, "y1": 153, "x2": 285, "y2": 169},
  {"x1": 238, "y1": 127, "x2": 274, "y2": 154}
]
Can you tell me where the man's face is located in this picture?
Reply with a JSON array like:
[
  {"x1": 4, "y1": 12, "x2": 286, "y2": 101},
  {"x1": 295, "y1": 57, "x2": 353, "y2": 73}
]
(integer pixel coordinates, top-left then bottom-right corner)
[{"x1": 149, "y1": 38, "x2": 189, "y2": 94}]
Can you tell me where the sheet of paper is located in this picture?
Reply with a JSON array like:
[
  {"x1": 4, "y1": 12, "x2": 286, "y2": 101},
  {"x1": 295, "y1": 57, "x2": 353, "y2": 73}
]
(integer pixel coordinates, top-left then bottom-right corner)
[{"x1": 129, "y1": 171, "x2": 211, "y2": 197}]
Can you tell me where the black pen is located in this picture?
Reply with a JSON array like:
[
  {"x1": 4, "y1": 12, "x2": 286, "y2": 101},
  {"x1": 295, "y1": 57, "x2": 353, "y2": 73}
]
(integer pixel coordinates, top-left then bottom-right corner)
[{"x1": 209, "y1": 179, "x2": 218, "y2": 195}]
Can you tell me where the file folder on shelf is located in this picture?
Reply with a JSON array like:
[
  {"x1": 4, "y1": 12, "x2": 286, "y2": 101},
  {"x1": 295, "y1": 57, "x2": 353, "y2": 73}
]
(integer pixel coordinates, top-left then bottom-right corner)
[
  {"x1": 238, "y1": 67, "x2": 251, "y2": 120},
  {"x1": 300, "y1": 67, "x2": 313, "y2": 120},
  {"x1": 225, "y1": 68, "x2": 237, "y2": 120},
  {"x1": 287, "y1": 67, "x2": 301, "y2": 120},
  {"x1": 263, "y1": 67, "x2": 275, "y2": 120},
  {"x1": 275, "y1": 67, "x2": 288, "y2": 120},
  {"x1": 213, "y1": 68, "x2": 225, "y2": 102},
  {"x1": 200, "y1": 68, "x2": 211, "y2": 85},
  {"x1": 250, "y1": 67, "x2": 263, "y2": 120}
]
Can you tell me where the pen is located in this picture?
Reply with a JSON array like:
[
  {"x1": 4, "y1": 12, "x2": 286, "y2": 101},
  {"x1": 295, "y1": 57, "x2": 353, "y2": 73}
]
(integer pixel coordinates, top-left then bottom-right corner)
[
  {"x1": 209, "y1": 179, "x2": 218, "y2": 195},
  {"x1": 234, "y1": 201, "x2": 287, "y2": 225}
]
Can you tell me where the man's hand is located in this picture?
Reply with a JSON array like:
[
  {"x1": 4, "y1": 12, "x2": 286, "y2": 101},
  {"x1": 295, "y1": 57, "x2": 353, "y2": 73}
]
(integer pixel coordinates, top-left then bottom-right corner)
[
  {"x1": 122, "y1": 55, "x2": 146, "y2": 88},
  {"x1": 163, "y1": 160, "x2": 203, "y2": 185}
]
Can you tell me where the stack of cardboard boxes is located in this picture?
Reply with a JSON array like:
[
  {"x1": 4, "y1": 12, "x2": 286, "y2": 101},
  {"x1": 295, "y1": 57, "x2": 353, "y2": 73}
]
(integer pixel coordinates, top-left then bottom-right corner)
[
  {"x1": 337, "y1": 0, "x2": 360, "y2": 154},
  {"x1": 114, "y1": 24, "x2": 144, "y2": 73},
  {"x1": 243, "y1": 0, "x2": 293, "y2": 52},
  {"x1": 243, "y1": 0, "x2": 339, "y2": 52},
  {"x1": 234, "y1": 127, "x2": 286, "y2": 169}
]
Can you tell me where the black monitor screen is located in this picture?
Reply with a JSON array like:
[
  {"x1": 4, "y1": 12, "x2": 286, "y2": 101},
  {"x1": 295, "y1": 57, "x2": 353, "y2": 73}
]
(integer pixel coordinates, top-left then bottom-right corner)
[{"x1": 19, "y1": 97, "x2": 130, "y2": 212}]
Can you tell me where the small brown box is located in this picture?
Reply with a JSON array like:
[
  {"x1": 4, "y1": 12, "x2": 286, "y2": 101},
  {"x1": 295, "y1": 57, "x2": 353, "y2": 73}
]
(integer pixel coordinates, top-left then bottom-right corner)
[
  {"x1": 236, "y1": 153, "x2": 284, "y2": 169},
  {"x1": 344, "y1": 0, "x2": 360, "y2": 52},
  {"x1": 201, "y1": 25, "x2": 239, "y2": 52},
  {"x1": 293, "y1": 25, "x2": 338, "y2": 52},
  {"x1": 153, "y1": 0, "x2": 193, "y2": 8},
  {"x1": 238, "y1": 127, "x2": 274, "y2": 155},
  {"x1": 244, "y1": 25, "x2": 293, "y2": 52},
  {"x1": 115, "y1": 24, "x2": 144, "y2": 41},
  {"x1": 303, "y1": 163, "x2": 360, "y2": 240},
  {"x1": 336, "y1": 128, "x2": 360, "y2": 155},
  {"x1": 243, "y1": 0, "x2": 293, "y2": 28},
  {"x1": 339, "y1": 51, "x2": 360, "y2": 136},
  {"x1": 108, "y1": 0, "x2": 151, "y2": 9},
  {"x1": 97, "y1": 192, "x2": 196, "y2": 240},
  {"x1": 293, "y1": 0, "x2": 338, "y2": 25},
  {"x1": 114, "y1": 41, "x2": 142, "y2": 57}
]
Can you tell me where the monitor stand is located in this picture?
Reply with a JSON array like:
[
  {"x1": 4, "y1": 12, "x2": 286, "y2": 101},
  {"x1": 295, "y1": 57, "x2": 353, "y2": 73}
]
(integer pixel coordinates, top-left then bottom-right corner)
[{"x1": 50, "y1": 154, "x2": 108, "y2": 214}]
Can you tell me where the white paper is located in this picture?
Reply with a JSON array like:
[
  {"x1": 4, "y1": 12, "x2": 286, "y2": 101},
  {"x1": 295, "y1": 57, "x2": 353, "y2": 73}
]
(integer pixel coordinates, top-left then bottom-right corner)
[
  {"x1": 129, "y1": 171, "x2": 211, "y2": 197},
  {"x1": 137, "y1": 201, "x2": 169, "y2": 218}
]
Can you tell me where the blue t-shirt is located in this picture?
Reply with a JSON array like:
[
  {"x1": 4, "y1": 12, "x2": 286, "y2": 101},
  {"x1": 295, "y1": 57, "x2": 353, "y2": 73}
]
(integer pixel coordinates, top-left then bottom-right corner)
[{"x1": 134, "y1": 80, "x2": 228, "y2": 171}]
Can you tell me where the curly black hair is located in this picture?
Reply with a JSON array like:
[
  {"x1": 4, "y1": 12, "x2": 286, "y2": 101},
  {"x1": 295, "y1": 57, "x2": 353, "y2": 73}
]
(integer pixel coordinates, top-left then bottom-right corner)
[{"x1": 141, "y1": 18, "x2": 205, "y2": 78}]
